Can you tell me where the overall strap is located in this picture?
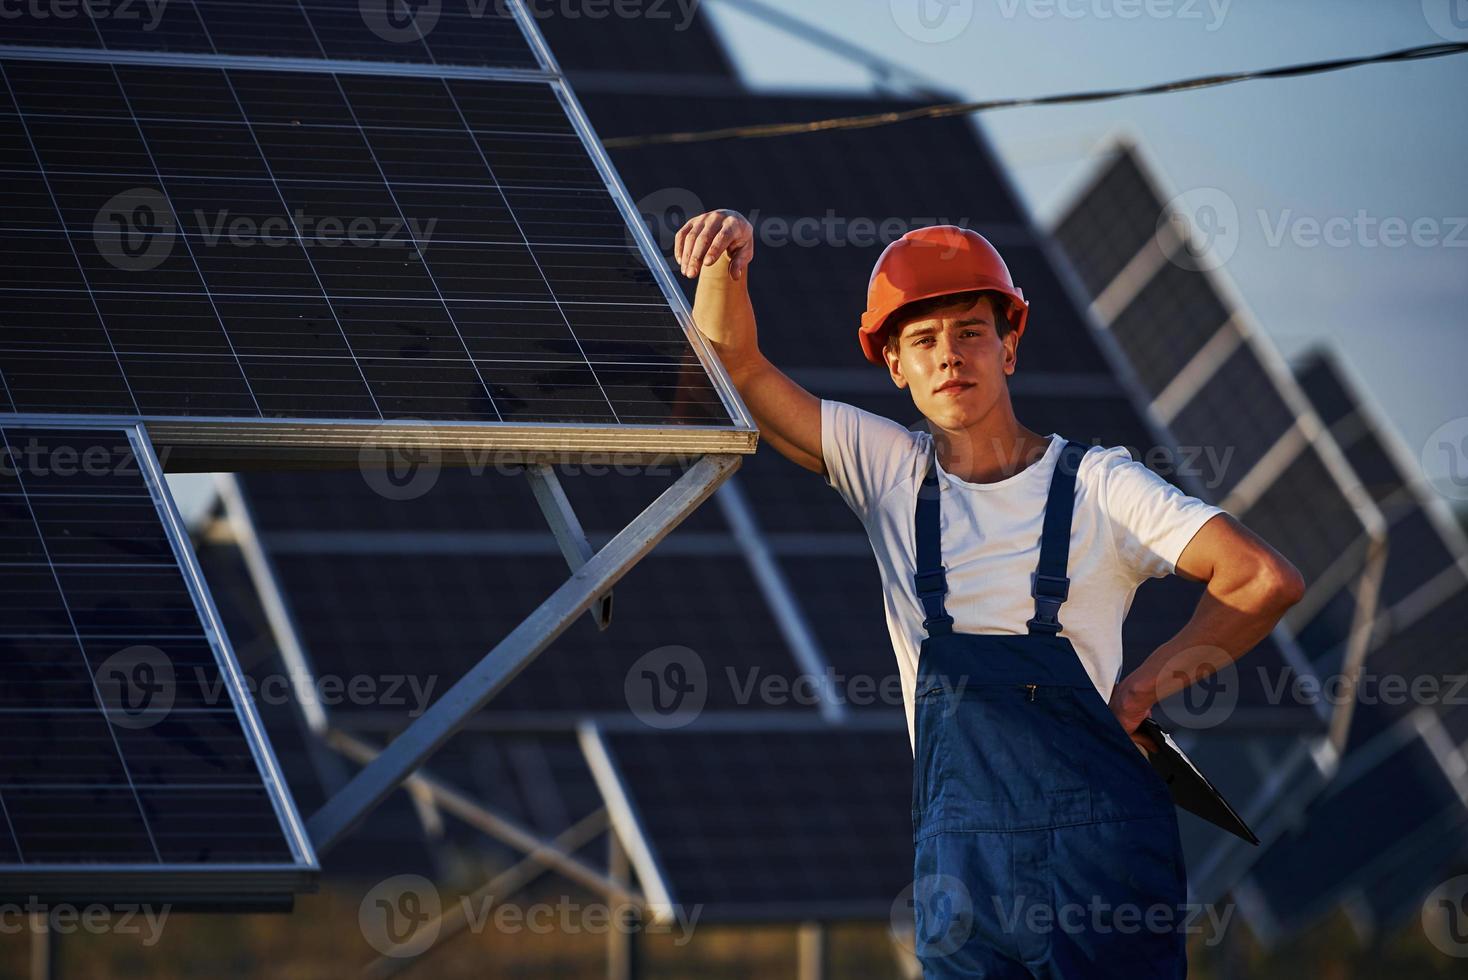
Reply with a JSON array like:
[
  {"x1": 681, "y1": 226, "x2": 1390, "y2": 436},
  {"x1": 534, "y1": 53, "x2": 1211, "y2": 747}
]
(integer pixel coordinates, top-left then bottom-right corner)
[
  {"x1": 913, "y1": 446, "x2": 952, "y2": 637},
  {"x1": 1027, "y1": 439, "x2": 1087, "y2": 636}
]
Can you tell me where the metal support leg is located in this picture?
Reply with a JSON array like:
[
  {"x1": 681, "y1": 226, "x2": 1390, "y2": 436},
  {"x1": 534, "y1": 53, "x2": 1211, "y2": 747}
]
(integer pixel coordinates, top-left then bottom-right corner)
[
  {"x1": 29, "y1": 913, "x2": 55, "y2": 980},
  {"x1": 608, "y1": 832, "x2": 640, "y2": 980},
  {"x1": 366, "y1": 808, "x2": 616, "y2": 978},
  {"x1": 797, "y1": 921, "x2": 826, "y2": 980},
  {"x1": 305, "y1": 454, "x2": 740, "y2": 854},
  {"x1": 523, "y1": 462, "x2": 613, "y2": 630}
]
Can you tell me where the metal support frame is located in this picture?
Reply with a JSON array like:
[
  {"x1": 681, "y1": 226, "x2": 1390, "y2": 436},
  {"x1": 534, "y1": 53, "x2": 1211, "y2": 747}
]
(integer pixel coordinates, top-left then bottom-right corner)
[
  {"x1": 607, "y1": 833, "x2": 641, "y2": 980},
  {"x1": 366, "y1": 808, "x2": 619, "y2": 977},
  {"x1": 306, "y1": 453, "x2": 741, "y2": 854},
  {"x1": 327, "y1": 729, "x2": 635, "y2": 904},
  {"x1": 522, "y1": 463, "x2": 613, "y2": 630}
]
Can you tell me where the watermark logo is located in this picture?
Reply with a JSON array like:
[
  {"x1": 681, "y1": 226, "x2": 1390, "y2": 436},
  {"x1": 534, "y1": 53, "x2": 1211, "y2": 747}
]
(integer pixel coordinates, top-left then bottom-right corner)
[
  {"x1": 93, "y1": 645, "x2": 176, "y2": 730},
  {"x1": 1421, "y1": 417, "x2": 1468, "y2": 502},
  {"x1": 1422, "y1": 874, "x2": 1468, "y2": 957},
  {"x1": 1151, "y1": 646, "x2": 1239, "y2": 730},
  {"x1": 360, "y1": 875, "x2": 441, "y2": 957},
  {"x1": 360, "y1": 0, "x2": 441, "y2": 42},
  {"x1": 891, "y1": 0, "x2": 975, "y2": 43},
  {"x1": 94, "y1": 187, "x2": 175, "y2": 273},
  {"x1": 624, "y1": 645, "x2": 707, "y2": 729},
  {"x1": 1422, "y1": 0, "x2": 1468, "y2": 41},
  {"x1": 359, "y1": 421, "x2": 442, "y2": 501},
  {"x1": 634, "y1": 186, "x2": 705, "y2": 251},
  {"x1": 891, "y1": 874, "x2": 975, "y2": 959},
  {"x1": 1159, "y1": 187, "x2": 1238, "y2": 272}
]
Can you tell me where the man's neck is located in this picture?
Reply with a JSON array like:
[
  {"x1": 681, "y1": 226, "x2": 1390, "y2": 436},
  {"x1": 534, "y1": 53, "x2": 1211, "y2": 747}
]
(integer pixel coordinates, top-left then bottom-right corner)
[{"x1": 932, "y1": 415, "x2": 1052, "y2": 485}]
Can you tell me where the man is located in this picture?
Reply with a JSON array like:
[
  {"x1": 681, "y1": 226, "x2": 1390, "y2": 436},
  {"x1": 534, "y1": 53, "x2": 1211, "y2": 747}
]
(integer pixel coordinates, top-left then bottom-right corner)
[{"x1": 675, "y1": 209, "x2": 1304, "y2": 978}]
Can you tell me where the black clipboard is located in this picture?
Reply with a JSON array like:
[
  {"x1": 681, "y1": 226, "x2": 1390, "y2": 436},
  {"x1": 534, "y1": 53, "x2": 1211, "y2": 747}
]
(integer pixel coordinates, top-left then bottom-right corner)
[{"x1": 1137, "y1": 717, "x2": 1260, "y2": 845}]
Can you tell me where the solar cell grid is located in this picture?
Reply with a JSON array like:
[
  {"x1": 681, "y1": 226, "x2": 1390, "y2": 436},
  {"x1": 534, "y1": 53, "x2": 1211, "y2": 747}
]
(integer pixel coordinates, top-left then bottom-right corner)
[
  {"x1": 0, "y1": 59, "x2": 739, "y2": 440},
  {"x1": 0, "y1": 422, "x2": 311, "y2": 888},
  {"x1": 1106, "y1": 259, "x2": 1229, "y2": 393},
  {"x1": 1, "y1": 0, "x2": 540, "y2": 70},
  {"x1": 594, "y1": 728, "x2": 913, "y2": 918},
  {"x1": 1051, "y1": 148, "x2": 1162, "y2": 299},
  {"x1": 1170, "y1": 341, "x2": 1295, "y2": 499},
  {"x1": 1243, "y1": 445, "x2": 1362, "y2": 589}
]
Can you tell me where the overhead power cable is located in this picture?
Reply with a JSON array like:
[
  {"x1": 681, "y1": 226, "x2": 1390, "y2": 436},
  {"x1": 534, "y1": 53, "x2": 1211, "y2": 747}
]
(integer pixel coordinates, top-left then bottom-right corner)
[{"x1": 602, "y1": 41, "x2": 1468, "y2": 149}]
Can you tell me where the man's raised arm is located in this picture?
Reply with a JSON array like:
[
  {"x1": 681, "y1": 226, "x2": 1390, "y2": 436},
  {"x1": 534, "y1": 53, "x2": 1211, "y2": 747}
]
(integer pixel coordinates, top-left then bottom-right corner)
[{"x1": 675, "y1": 209, "x2": 825, "y2": 476}]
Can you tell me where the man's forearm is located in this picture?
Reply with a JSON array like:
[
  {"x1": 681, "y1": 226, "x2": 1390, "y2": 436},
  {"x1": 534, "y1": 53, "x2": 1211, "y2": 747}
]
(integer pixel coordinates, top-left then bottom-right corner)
[
  {"x1": 692, "y1": 252, "x2": 762, "y2": 378},
  {"x1": 1115, "y1": 569, "x2": 1300, "y2": 715}
]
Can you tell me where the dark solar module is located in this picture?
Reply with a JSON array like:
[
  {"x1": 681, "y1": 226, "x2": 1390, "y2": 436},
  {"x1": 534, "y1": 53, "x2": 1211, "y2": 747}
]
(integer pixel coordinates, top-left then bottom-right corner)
[
  {"x1": 1106, "y1": 260, "x2": 1229, "y2": 394},
  {"x1": 1244, "y1": 732, "x2": 1465, "y2": 937},
  {"x1": 776, "y1": 555, "x2": 900, "y2": 701},
  {"x1": 0, "y1": 423, "x2": 312, "y2": 896},
  {"x1": 1170, "y1": 342, "x2": 1296, "y2": 500},
  {"x1": 1242, "y1": 445, "x2": 1363, "y2": 590},
  {"x1": 1051, "y1": 146, "x2": 1163, "y2": 300},
  {"x1": 1, "y1": 0, "x2": 539, "y2": 69},
  {"x1": 0, "y1": 60, "x2": 735, "y2": 443},
  {"x1": 1293, "y1": 349, "x2": 1358, "y2": 429},
  {"x1": 593, "y1": 727, "x2": 914, "y2": 920}
]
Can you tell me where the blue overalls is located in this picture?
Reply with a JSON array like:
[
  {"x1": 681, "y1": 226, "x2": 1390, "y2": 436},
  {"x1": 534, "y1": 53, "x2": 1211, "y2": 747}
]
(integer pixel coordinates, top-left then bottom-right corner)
[{"x1": 909, "y1": 440, "x2": 1189, "y2": 978}]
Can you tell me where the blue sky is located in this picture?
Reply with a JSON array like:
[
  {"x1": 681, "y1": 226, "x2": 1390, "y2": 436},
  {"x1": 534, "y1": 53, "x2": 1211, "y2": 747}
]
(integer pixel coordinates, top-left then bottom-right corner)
[{"x1": 704, "y1": 0, "x2": 1467, "y2": 508}]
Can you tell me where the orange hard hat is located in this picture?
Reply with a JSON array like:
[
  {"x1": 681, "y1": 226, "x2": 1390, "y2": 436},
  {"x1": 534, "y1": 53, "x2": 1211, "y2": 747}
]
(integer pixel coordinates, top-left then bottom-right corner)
[{"x1": 858, "y1": 225, "x2": 1029, "y2": 365}]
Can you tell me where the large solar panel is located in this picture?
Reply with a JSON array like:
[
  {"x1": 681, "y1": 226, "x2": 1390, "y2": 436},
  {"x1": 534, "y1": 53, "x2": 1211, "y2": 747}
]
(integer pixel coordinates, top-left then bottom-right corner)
[
  {"x1": 2, "y1": 0, "x2": 540, "y2": 69},
  {"x1": 583, "y1": 726, "x2": 914, "y2": 921},
  {"x1": 1052, "y1": 143, "x2": 1377, "y2": 610},
  {"x1": 0, "y1": 421, "x2": 314, "y2": 902},
  {"x1": 1237, "y1": 724, "x2": 1468, "y2": 943},
  {"x1": 0, "y1": 52, "x2": 753, "y2": 466},
  {"x1": 1049, "y1": 141, "x2": 1165, "y2": 299}
]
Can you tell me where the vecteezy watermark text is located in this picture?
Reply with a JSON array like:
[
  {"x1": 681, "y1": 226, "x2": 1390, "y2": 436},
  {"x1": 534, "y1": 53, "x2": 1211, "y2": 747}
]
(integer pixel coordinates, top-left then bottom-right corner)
[
  {"x1": 358, "y1": 875, "x2": 699, "y2": 957},
  {"x1": 0, "y1": 898, "x2": 170, "y2": 947}
]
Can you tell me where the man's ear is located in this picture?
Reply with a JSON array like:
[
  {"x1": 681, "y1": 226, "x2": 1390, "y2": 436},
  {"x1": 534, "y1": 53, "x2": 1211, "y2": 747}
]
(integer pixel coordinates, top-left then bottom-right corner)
[
  {"x1": 1001, "y1": 326, "x2": 1021, "y2": 376},
  {"x1": 883, "y1": 336, "x2": 908, "y2": 389}
]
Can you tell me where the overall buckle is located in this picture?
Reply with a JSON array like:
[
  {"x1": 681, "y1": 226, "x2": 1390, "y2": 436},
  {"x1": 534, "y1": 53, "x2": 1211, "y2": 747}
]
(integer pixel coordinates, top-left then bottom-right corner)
[
  {"x1": 913, "y1": 565, "x2": 948, "y2": 598},
  {"x1": 1026, "y1": 573, "x2": 1070, "y2": 634}
]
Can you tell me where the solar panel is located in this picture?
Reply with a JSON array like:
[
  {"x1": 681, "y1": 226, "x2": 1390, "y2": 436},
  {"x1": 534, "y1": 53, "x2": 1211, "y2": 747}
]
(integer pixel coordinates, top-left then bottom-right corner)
[
  {"x1": 1169, "y1": 341, "x2": 1296, "y2": 499},
  {"x1": 0, "y1": 421, "x2": 314, "y2": 902},
  {"x1": 1240, "y1": 728, "x2": 1467, "y2": 940},
  {"x1": 584, "y1": 726, "x2": 914, "y2": 921},
  {"x1": 1051, "y1": 144, "x2": 1165, "y2": 300},
  {"x1": 0, "y1": 54, "x2": 752, "y2": 466},
  {"x1": 2, "y1": 0, "x2": 540, "y2": 69},
  {"x1": 1242, "y1": 444, "x2": 1365, "y2": 592},
  {"x1": 1105, "y1": 260, "x2": 1229, "y2": 394}
]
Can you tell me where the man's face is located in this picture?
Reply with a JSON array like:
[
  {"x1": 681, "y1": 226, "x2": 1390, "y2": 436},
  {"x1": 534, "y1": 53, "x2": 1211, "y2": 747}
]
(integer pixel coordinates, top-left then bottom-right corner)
[{"x1": 882, "y1": 294, "x2": 1020, "y2": 431}]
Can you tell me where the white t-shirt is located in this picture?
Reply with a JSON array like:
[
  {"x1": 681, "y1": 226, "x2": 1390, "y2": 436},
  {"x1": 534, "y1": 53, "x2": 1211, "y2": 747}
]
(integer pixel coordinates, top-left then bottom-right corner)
[{"x1": 820, "y1": 398, "x2": 1226, "y2": 753}]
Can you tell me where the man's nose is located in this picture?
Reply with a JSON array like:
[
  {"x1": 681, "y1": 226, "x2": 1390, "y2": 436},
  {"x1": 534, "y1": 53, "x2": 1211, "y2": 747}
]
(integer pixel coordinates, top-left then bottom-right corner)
[{"x1": 936, "y1": 336, "x2": 963, "y2": 369}]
